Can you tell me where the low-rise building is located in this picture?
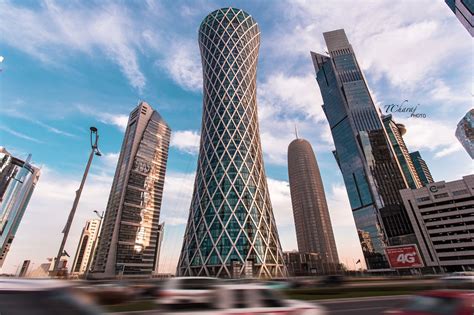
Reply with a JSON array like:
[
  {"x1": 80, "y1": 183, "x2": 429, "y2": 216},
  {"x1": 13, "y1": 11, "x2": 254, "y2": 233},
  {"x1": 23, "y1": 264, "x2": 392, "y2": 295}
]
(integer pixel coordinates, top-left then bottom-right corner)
[{"x1": 400, "y1": 175, "x2": 474, "y2": 273}]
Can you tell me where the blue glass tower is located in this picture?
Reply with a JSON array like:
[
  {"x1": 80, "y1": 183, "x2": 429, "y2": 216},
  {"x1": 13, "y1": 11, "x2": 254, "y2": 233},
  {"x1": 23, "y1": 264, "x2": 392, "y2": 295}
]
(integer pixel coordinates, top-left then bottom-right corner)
[{"x1": 311, "y1": 29, "x2": 417, "y2": 270}]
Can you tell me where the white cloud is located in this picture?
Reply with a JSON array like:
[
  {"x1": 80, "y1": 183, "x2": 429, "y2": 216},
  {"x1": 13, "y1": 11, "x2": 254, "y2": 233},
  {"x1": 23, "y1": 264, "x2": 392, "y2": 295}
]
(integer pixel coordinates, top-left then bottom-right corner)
[
  {"x1": 157, "y1": 39, "x2": 203, "y2": 92},
  {"x1": 170, "y1": 130, "x2": 201, "y2": 155},
  {"x1": 0, "y1": 126, "x2": 43, "y2": 143},
  {"x1": 326, "y1": 183, "x2": 354, "y2": 227},
  {"x1": 399, "y1": 118, "x2": 462, "y2": 158},
  {"x1": 160, "y1": 172, "x2": 196, "y2": 225},
  {"x1": 77, "y1": 104, "x2": 128, "y2": 131},
  {"x1": 0, "y1": 1, "x2": 146, "y2": 91},
  {"x1": 267, "y1": 178, "x2": 293, "y2": 226}
]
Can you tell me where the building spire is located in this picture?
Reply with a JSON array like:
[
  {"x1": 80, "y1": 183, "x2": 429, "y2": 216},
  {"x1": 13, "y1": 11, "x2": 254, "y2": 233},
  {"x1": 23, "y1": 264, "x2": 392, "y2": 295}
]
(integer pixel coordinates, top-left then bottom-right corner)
[{"x1": 295, "y1": 124, "x2": 299, "y2": 139}]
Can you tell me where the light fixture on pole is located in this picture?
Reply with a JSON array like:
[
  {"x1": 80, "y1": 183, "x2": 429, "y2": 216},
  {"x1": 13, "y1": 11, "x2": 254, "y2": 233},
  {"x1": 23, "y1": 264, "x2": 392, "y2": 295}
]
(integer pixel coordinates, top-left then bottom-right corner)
[{"x1": 51, "y1": 127, "x2": 102, "y2": 277}]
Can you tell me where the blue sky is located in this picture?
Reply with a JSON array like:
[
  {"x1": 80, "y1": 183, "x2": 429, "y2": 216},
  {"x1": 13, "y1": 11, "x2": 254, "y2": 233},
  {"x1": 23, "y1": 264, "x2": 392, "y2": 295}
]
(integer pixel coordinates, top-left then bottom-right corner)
[{"x1": 0, "y1": 0, "x2": 472, "y2": 274}]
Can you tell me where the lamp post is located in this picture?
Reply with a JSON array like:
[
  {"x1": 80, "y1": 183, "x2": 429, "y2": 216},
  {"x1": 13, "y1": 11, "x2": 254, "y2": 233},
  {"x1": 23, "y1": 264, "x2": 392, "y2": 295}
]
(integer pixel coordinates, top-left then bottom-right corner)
[
  {"x1": 84, "y1": 209, "x2": 104, "y2": 279},
  {"x1": 51, "y1": 127, "x2": 102, "y2": 277}
]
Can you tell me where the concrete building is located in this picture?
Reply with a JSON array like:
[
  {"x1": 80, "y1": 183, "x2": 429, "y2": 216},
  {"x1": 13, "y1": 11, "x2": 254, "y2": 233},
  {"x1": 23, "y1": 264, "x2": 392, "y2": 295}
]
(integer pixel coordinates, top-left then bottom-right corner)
[
  {"x1": 311, "y1": 30, "x2": 416, "y2": 271},
  {"x1": 0, "y1": 148, "x2": 40, "y2": 268},
  {"x1": 71, "y1": 219, "x2": 101, "y2": 275},
  {"x1": 409, "y1": 151, "x2": 434, "y2": 186},
  {"x1": 178, "y1": 8, "x2": 287, "y2": 278},
  {"x1": 445, "y1": 0, "x2": 473, "y2": 36},
  {"x1": 91, "y1": 102, "x2": 171, "y2": 278},
  {"x1": 455, "y1": 108, "x2": 474, "y2": 159},
  {"x1": 400, "y1": 175, "x2": 474, "y2": 272},
  {"x1": 288, "y1": 137, "x2": 339, "y2": 272}
]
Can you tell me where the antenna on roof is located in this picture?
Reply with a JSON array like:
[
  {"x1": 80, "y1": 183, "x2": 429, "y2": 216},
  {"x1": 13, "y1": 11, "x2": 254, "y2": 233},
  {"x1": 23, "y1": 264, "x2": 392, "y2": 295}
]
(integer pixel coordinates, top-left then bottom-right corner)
[{"x1": 294, "y1": 124, "x2": 299, "y2": 139}]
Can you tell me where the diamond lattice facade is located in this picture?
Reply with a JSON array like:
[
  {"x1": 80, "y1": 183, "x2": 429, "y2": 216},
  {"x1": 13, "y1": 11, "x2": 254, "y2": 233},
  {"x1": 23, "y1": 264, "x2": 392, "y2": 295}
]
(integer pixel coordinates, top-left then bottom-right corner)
[{"x1": 177, "y1": 7, "x2": 287, "y2": 279}]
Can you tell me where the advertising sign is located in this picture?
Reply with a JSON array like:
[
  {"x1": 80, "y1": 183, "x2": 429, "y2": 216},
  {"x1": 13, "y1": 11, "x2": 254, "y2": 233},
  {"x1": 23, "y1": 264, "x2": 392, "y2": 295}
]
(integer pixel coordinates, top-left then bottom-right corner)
[{"x1": 385, "y1": 244, "x2": 424, "y2": 269}]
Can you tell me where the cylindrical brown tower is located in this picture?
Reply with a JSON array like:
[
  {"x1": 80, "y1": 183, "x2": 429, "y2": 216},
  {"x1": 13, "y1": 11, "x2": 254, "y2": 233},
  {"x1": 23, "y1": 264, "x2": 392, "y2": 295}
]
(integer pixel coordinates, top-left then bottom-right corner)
[{"x1": 288, "y1": 138, "x2": 339, "y2": 272}]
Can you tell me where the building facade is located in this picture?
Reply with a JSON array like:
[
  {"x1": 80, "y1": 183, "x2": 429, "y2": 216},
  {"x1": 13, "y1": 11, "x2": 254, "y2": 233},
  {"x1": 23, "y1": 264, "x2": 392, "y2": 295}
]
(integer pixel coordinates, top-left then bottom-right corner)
[
  {"x1": 409, "y1": 151, "x2": 434, "y2": 186},
  {"x1": 178, "y1": 8, "x2": 287, "y2": 278},
  {"x1": 283, "y1": 252, "x2": 325, "y2": 277},
  {"x1": 0, "y1": 148, "x2": 40, "y2": 268},
  {"x1": 71, "y1": 219, "x2": 101, "y2": 275},
  {"x1": 455, "y1": 108, "x2": 474, "y2": 159},
  {"x1": 400, "y1": 175, "x2": 474, "y2": 272},
  {"x1": 311, "y1": 29, "x2": 416, "y2": 271},
  {"x1": 287, "y1": 138, "x2": 339, "y2": 272},
  {"x1": 91, "y1": 102, "x2": 171, "y2": 278},
  {"x1": 382, "y1": 115, "x2": 422, "y2": 189},
  {"x1": 445, "y1": 0, "x2": 473, "y2": 36}
]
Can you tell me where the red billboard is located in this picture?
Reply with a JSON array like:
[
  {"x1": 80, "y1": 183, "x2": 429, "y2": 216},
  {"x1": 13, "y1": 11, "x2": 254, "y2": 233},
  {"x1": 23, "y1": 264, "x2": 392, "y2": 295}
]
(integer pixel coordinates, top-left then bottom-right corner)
[{"x1": 385, "y1": 245, "x2": 424, "y2": 269}]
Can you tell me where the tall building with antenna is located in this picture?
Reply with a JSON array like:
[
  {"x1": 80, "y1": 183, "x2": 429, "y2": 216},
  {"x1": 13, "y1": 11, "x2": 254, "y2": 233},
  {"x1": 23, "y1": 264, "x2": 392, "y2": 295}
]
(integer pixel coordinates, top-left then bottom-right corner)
[
  {"x1": 288, "y1": 134, "x2": 340, "y2": 273},
  {"x1": 178, "y1": 7, "x2": 287, "y2": 279}
]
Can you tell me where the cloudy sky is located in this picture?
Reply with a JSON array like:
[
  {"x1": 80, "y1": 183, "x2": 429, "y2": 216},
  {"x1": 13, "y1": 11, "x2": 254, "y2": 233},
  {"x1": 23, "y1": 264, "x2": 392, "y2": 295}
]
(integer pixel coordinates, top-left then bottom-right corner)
[{"x1": 0, "y1": 0, "x2": 472, "y2": 274}]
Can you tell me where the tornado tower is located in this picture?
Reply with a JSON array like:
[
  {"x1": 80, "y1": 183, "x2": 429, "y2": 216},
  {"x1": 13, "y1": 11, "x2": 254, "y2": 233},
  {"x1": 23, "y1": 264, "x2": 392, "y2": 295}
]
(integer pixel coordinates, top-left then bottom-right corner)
[{"x1": 177, "y1": 7, "x2": 287, "y2": 278}]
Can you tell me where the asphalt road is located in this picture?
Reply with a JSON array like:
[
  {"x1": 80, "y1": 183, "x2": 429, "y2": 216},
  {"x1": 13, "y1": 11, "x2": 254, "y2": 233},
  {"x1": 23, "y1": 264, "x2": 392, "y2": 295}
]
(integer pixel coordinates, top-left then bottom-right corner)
[{"x1": 317, "y1": 295, "x2": 409, "y2": 315}]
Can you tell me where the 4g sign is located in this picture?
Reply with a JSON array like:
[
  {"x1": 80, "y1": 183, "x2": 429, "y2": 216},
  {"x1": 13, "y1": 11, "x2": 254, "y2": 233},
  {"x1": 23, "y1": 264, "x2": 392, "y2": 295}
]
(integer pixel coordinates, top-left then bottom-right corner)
[{"x1": 385, "y1": 245, "x2": 424, "y2": 269}]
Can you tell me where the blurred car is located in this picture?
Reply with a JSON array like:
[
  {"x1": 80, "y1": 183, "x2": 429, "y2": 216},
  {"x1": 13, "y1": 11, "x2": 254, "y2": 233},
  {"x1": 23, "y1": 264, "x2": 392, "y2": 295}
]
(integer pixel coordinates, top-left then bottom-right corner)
[
  {"x1": 384, "y1": 290, "x2": 474, "y2": 315},
  {"x1": 160, "y1": 284, "x2": 326, "y2": 314},
  {"x1": 0, "y1": 279, "x2": 103, "y2": 315},
  {"x1": 158, "y1": 277, "x2": 220, "y2": 308},
  {"x1": 82, "y1": 281, "x2": 136, "y2": 305},
  {"x1": 440, "y1": 272, "x2": 474, "y2": 289},
  {"x1": 319, "y1": 275, "x2": 345, "y2": 286}
]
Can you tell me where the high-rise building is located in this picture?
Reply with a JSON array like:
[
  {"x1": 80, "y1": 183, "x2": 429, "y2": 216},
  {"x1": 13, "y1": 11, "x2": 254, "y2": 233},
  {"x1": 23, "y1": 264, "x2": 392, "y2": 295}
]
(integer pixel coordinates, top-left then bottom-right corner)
[
  {"x1": 445, "y1": 0, "x2": 473, "y2": 36},
  {"x1": 400, "y1": 175, "x2": 474, "y2": 272},
  {"x1": 71, "y1": 219, "x2": 101, "y2": 275},
  {"x1": 382, "y1": 115, "x2": 422, "y2": 189},
  {"x1": 455, "y1": 108, "x2": 474, "y2": 159},
  {"x1": 18, "y1": 259, "x2": 31, "y2": 277},
  {"x1": 91, "y1": 102, "x2": 171, "y2": 278},
  {"x1": 311, "y1": 29, "x2": 417, "y2": 270},
  {"x1": 0, "y1": 147, "x2": 40, "y2": 268},
  {"x1": 178, "y1": 7, "x2": 287, "y2": 279},
  {"x1": 287, "y1": 137, "x2": 339, "y2": 272},
  {"x1": 409, "y1": 151, "x2": 434, "y2": 186}
]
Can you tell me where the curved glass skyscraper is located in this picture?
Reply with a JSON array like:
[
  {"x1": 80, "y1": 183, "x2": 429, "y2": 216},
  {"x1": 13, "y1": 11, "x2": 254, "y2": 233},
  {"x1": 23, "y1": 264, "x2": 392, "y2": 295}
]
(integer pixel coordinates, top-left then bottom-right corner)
[{"x1": 178, "y1": 8, "x2": 287, "y2": 278}]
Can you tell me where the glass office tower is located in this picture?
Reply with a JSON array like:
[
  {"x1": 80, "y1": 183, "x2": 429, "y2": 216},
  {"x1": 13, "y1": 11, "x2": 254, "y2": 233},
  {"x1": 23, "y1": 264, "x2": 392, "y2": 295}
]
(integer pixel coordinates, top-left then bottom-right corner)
[
  {"x1": 455, "y1": 108, "x2": 474, "y2": 159},
  {"x1": 178, "y1": 8, "x2": 287, "y2": 278},
  {"x1": 311, "y1": 29, "x2": 416, "y2": 270},
  {"x1": 409, "y1": 151, "x2": 434, "y2": 186},
  {"x1": 91, "y1": 102, "x2": 170, "y2": 278},
  {"x1": 382, "y1": 115, "x2": 422, "y2": 189},
  {"x1": 0, "y1": 147, "x2": 40, "y2": 268}
]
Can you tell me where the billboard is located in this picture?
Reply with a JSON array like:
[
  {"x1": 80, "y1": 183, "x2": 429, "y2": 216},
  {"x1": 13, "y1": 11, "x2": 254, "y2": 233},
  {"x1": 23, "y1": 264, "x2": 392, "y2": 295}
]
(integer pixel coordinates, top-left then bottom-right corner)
[{"x1": 385, "y1": 244, "x2": 424, "y2": 269}]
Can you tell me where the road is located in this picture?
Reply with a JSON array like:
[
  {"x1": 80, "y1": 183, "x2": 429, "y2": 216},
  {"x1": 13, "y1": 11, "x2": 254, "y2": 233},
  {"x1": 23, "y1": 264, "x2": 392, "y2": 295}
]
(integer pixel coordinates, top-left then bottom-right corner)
[{"x1": 317, "y1": 295, "x2": 408, "y2": 315}]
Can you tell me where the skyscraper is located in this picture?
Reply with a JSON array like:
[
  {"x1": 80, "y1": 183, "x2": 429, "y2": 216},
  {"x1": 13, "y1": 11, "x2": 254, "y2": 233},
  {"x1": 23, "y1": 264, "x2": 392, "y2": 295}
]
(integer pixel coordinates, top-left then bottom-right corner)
[
  {"x1": 455, "y1": 108, "x2": 474, "y2": 159},
  {"x1": 91, "y1": 102, "x2": 170, "y2": 278},
  {"x1": 287, "y1": 137, "x2": 339, "y2": 272},
  {"x1": 382, "y1": 114, "x2": 422, "y2": 189},
  {"x1": 311, "y1": 29, "x2": 416, "y2": 270},
  {"x1": 178, "y1": 7, "x2": 287, "y2": 279},
  {"x1": 445, "y1": 0, "x2": 473, "y2": 36},
  {"x1": 71, "y1": 219, "x2": 101, "y2": 275},
  {"x1": 0, "y1": 147, "x2": 40, "y2": 268},
  {"x1": 409, "y1": 151, "x2": 434, "y2": 186}
]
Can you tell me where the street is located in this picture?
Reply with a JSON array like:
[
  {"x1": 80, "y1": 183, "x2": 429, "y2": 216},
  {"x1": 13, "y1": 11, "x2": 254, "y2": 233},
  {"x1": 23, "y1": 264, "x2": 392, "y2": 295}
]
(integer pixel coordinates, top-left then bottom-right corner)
[{"x1": 317, "y1": 295, "x2": 408, "y2": 315}]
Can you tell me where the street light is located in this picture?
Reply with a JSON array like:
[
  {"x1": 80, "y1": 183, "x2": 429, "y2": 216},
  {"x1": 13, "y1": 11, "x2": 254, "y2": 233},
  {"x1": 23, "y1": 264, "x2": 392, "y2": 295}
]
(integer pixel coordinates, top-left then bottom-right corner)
[{"x1": 51, "y1": 127, "x2": 102, "y2": 277}]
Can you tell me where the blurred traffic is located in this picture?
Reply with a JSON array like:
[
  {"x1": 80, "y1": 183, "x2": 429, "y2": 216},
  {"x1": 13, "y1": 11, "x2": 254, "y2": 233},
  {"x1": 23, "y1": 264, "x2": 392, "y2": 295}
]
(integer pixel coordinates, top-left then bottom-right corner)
[{"x1": 1, "y1": 273, "x2": 473, "y2": 315}]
